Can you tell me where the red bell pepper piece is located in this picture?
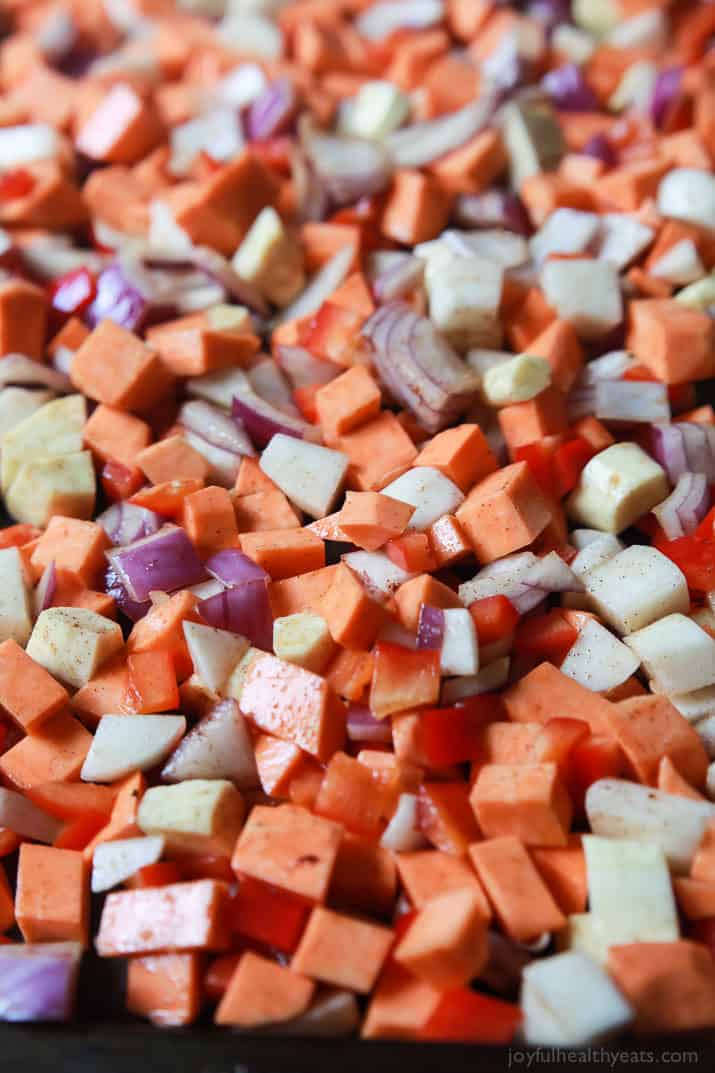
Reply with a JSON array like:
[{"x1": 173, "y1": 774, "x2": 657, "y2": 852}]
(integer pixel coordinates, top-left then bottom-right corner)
[
  {"x1": 0, "y1": 523, "x2": 41, "y2": 549},
  {"x1": 567, "y1": 735, "x2": 624, "y2": 815},
  {"x1": 656, "y1": 533, "x2": 715, "y2": 595},
  {"x1": 53, "y1": 813, "x2": 107, "y2": 851},
  {"x1": 101, "y1": 459, "x2": 145, "y2": 502},
  {"x1": 129, "y1": 862, "x2": 183, "y2": 889},
  {"x1": 419, "y1": 697, "x2": 501, "y2": 767},
  {"x1": 552, "y1": 437, "x2": 595, "y2": 495},
  {"x1": 49, "y1": 267, "x2": 97, "y2": 318},
  {"x1": 468, "y1": 595, "x2": 520, "y2": 646},
  {"x1": 419, "y1": 988, "x2": 522, "y2": 1043},
  {"x1": 514, "y1": 441, "x2": 555, "y2": 495},
  {"x1": 0, "y1": 168, "x2": 35, "y2": 200},
  {"x1": 514, "y1": 609, "x2": 579, "y2": 666},
  {"x1": 370, "y1": 643, "x2": 441, "y2": 719},
  {"x1": 300, "y1": 301, "x2": 364, "y2": 364},
  {"x1": 229, "y1": 876, "x2": 309, "y2": 953}
]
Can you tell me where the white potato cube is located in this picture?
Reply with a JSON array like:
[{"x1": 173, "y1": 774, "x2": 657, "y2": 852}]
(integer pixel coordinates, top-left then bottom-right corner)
[
  {"x1": 0, "y1": 388, "x2": 53, "y2": 443},
  {"x1": 675, "y1": 274, "x2": 715, "y2": 310},
  {"x1": 649, "y1": 238, "x2": 705, "y2": 286},
  {"x1": 441, "y1": 657, "x2": 510, "y2": 704},
  {"x1": 0, "y1": 124, "x2": 60, "y2": 169},
  {"x1": 137, "y1": 779, "x2": 244, "y2": 856},
  {"x1": 214, "y1": 63, "x2": 267, "y2": 108},
  {"x1": 585, "y1": 778, "x2": 715, "y2": 873},
  {"x1": 626, "y1": 614, "x2": 715, "y2": 695},
  {"x1": 671, "y1": 686, "x2": 715, "y2": 724},
  {"x1": 608, "y1": 61, "x2": 657, "y2": 113},
  {"x1": 567, "y1": 443, "x2": 668, "y2": 534},
  {"x1": 572, "y1": 0, "x2": 619, "y2": 34},
  {"x1": 381, "y1": 467, "x2": 464, "y2": 532},
  {"x1": 583, "y1": 546, "x2": 689, "y2": 634},
  {"x1": 521, "y1": 951, "x2": 633, "y2": 1047},
  {"x1": 91, "y1": 836, "x2": 165, "y2": 893},
  {"x1": 218, "y1": 12, "x2": 283, "y2": 57},
  {"x1": 6, "y1": 451, "x2": 95, "y2": 527},
  {"x1": 481, "y1": 353, "x2": 551, "y2": 407},
  {"x1": 27, "y1": 607, "x2": 123, "y2": 689},
  {"x1": 426, "y1": 256, "x2": 504, "y2": 351},
  {"x1": 183, "y1": 621, "x2": 249, "y2": 694},
  {"x1": 529, "y1": 208, "x2": 600, "y2": 265},
  {"x1": 0, "y1": 546, "x2": 32, "y2": 646},
  {"x1": 562, "y1": 913, "x2": 610, "y2": 965},
  {"x1": 232, "y1": 206, "x2": 305, "y2": 307},
  {"x1": 205, "y1": 303, "x2": 252, "y2": 333},
  {"x1": 1, "y1": 394, "x2": 86, "y2": 492},
  {"x1": 345, "y1": 80, "x2": 409, "y2": 140},
  {"x1": 658, "y1": 168, "x2": 715, "y2": 232},
  {"x1": 342, "y1": 551, "x2": 413, "y2": 600},
  {"x1": 551, "y1": 25, "x2": 596, "y2": 64},
  {"x1": 440, "y1": 608, "x2": 479, "y2": 677},
  {"x1": 82, "y1": 714, "x2": 187, "y2": 783},
  {"x1": 380, "y1": 793, "x2": 425, "y2": 852},
  {"x1": 569, "y1": 533, "x2": 623, "y2": 576},
  {"x1": 260, "y1": 433, "x2": 349, "y2": 519},
  {"x1": 273, "y1": 611, "x2": 335, "y2": 674},
  {"x1": 596, "y1": 213, "x2": 654, "y2": 271},
  {"x1": 541, "y1": 259, "x2": 623, "y2": 340},
  {"x1": 583, "y1": 836, "x2": 679, "y2": 946},
  {"x1": 560, "y1": 618, "x2": 639, "y2": 693},
  {"x1": 696, "y1": 715, "x2": 715, "y2": 759},
  {"x1": 169, "y1": 108, "x2": 243, "y2": 175},
  {"x1": 161, "y1": 698, "x2": 258, "y2": 789},
  {"x1": 608, "y1": 9, "x2": 666, "y2": 49}
]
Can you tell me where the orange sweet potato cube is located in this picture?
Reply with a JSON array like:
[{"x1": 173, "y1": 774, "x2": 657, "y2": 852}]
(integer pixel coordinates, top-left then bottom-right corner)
[
  {"x1": 415, "y1": 424, "x2": 497, "y2": 492},
  {"x1": 338, "y1": 491, "x2": 415, "y2": 552},
  {"x1": 526, "y1": 320, "x2": 584, "y2": 393},
  {"x1": 498, "y1": 388, "x2": 568, "y2": 454},
  {"x1": 239, "y1": 528, "x2": 325, "y2": 580},
  {"x1": 396, "y1": 850, "x2": 491, "y2": 917},
  {"x1": 95, "y1": 879, "x2": 230, "y2": 956},
  {"x1": 126, "y1": 952, "x2": 201, "y2": 1027},
  {"x1": 315, "y1": 365, "x2": 381, "y2": 441},
  {"x1": 608, "y1": 942, "x2": 715, "y2": 1034},
  {"x1": 240, "y1": 654, "x2": 346, "y2": 760},
  {"x1": 469, "y1": 763, "x2": 572, "y2": 846},
  {"x1": 0, "y1": 639, "x2": 68, "y2": 731},
  {"x1": 455, "y1": 461, "x2": 552, "y2": 563},
  {"x1": 0, "y1": 279, "x2": 47, "y2": 360},
  {"x1": 627, "y1": 300, "x2": 715, "y2": 384},
  {"x1": 381, "y1": 170, "x2": 452, "y2": 245},
  {"x1": 0, "y1": 711, "x2": 93, "y2": 790},
  {"x1": 31, "y1": 517, "x2": 110, "y2": 587},
  {"x1": 15, "y1": 843, "x2": 89, "y2": 945},
  {"x1": 234, "y1": 489, "x2": 301, "y2": 533},
  {"x1": 469, "y1": 836, "x2": 567, "y2": 942},
  {"x1": 83, "y1": 405, "x2": 151, "y2": 469},
  {"x1": 393, "y1": 887, "x2": 489, "y2": 988},
  {"x1": 338, "y1": 411, "x2": 418, "y2": 492},
  {"x1": 137, "y1": 435, "x2": 211, "y2": 484},
  {"x1": 291, "y1": 906, "x2": 394, "y2": 993},
  {"x1": 321, "y1": 563, "x2": 386, "y2": 650},
  {"x1": 361, "y1": 961, "x2": 442, "y2": 1040},
  {"x1": 182, "y1": 485, "x2": 237, "y2": 557},
  {"x1": 215, "y1": 951, "x2": 314, "y2": 1028},
  {"x1": 604, "y1": 694, "x2": 708, "y2": 789},
  {"x1": 231, "y1": 803, "x2": 343, "y2": 903},
  {"x1": 428, "y1": 128, "x2": 507, "y2": 195},
  {"x1": 503, "y1": 662, "x2": 612, "y2": 734},
  {"x1": 71, "y1": 320, "x2": 173, "y2": 412},
  {"x1": 393, "y1": 573, "x2": 463, "y2": 632}
]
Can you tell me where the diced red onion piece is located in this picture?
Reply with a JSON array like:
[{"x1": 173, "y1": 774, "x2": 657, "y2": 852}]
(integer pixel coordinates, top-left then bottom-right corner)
[
  {"x1": 97, "y1": 502, "x2": 162, "y2": 547},
  {"x1": 34, "y1": 561, "x2": 57, "y2": 614},
  {"x1": 87, "y1": 259, "x2": 152, "y2": 332},
  {"x1": 386, "y1": 97, "x2": 494, "y2": 169},
  {"x1": 363, "y1": 302, "x2": 480, "y2": 433},
  {"x1": 527, "y1": 0, "x2": 571, "y2": 31},
  {"x1": 653, "y1": 472, "x2": 710, "y2": 540},
  {"x1": 0, "y1": 943, "x2": 82, "y2": 1023},
  {"x1": 0, "y1": 354, "x2": 71, "y2": 392},
  {"x1": 542, "y1": 64, "x2": 599, "y2": 112},
  {"x1": 292, "y1": 146, "x2": 331, "y2": 224},
  {"x1": 453, "y1": 191, "x2": 531, "y2": 236},
  {"x1": 231, "y1": 392, "x2": 308, "y2": 449},
  {"x1": 179, "y1": 399, "x2": 255, "y2": 458},
  {"x1": 104, "y1": 564, "x2": 151, "y2": 622},
  {"x1": 107, "y1": 526, "x2": 206, "y2": 603},
  {"x1": 651, "y1": 66, "x2": 682, "y2": 129},
  {"x1": 372, "y1": 255, "x2": 426, "y2": 303},
  {"x1": 198, "y1": 582, "x2": 273, "y2": 650},
  {"x1": 247, "y1": 78, "x2": 298, "y2": 141},
  {"x1": 416, "y1": 604, "x2": 445, "y2": 651},
  {"x1": 206, "y1": 549, "x2": 269, "y2": 587},
  {"x1": 190, "y1": 246, "x2": 268, "y2": 316},
  {"x1": 276, "y1": 346, "x2": 341, "y2": 389},
  {"x1": 651, "y1": 423, "x2": 715, "y2": 483},
  {"x1": 304, "y1": 130, "x2": 393, "y2": 207},
  {"x1": 248, "y1": 359, "x2": 299, "y2": 416},
  {"x1": 346, "y1": 705, "x2": 393, "y2": 744}
]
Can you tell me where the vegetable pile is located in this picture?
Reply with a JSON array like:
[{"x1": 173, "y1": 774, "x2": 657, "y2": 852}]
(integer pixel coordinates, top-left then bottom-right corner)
[{"x1": 2, "y1": 0, "x2": 715, "y2": 1048}]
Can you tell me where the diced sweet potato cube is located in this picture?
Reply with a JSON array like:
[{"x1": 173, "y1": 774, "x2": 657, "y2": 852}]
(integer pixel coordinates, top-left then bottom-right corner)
[
  {"x1": 469, "y1": 836, "x2": 567, "y2": 942},
  {"x1": 456, "y1": 461, "x2": 552, "y2": 562},
  {"x1": 291, "y1": 906, "x2": 394, "y2": 993},
  {"x1": 95, "y1": 879, "x2": 230, "y2": 956},
  {"x1": 469, "y1": 763, "x2": 572, "y2": 846},
  {"x1": 215, "y1": 951, "x2": 314, "y2": 1028},
  {"x1": 393, "y1": 887, "x2": 489, "y2": 988},
  {"x1": 15, "y1": 843, "x2": 88, "y2": 946}
]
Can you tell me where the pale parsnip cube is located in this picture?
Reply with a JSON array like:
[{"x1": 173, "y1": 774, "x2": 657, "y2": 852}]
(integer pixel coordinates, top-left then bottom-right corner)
[
  {"x1": 440, "y1": 657, "x2": 510, "y2": 704},
  {"x1": 169, "y1": 109, "x2": 244, "y2": 175},
  {"x1": 500, "y1": 99, "x2": 564, "y2": 189},
  {"x1": 696, "y1": 715, "x2": 715, "y2": 760},
  {"x1": 521, "y1": 951, "x2": 633, "y2": 1047},
  {"x1": 223, "y1": 646, "x2": 263, "y2": 703},
  {"x1": 426, "y1": 256, "x2": 504, "y2": 351},
  {"x1": 1, "y1": 394, "x2": 86, "y2": 492},
  {"x1": 273, "y1": 611, "x2": 336, "y2": 674},
  {"x1": 232, "y1": 206, "x2": 305, "y2": 307},
  {"x1": 205, "y1": 303, "x2": 252, "y2": 333},
  {"x1": 583, "y1": 545, "x2": 689, "y2": 634},
  {"x1": 260, "y1": 433, "x2": 349, "y2": 519},
  {"x1": 625, "y1": 614, "x2": 715, "y2": 696},
  {"x1": 541, "y1": 259, "x2": 622, "y2": 340},
  {"x1": 671, "y1": 686, "x2": 715, "y2": 724},
  {"x1": 0, "y1": 388, "x2": 53, "y2": 444},
  {"x1": 562, "y1": 914, "x2": 609, "y2": 965},
  {"x1": 572, "y1": 0, "x2": 619, "y2": 34},
  {"x1": 567, "y1": 443, "x2": 668, "y2": 534},
  {"x1": 217, "y1": 12, "x2": 284, "y2": 58},
  {"x1": 551, "y1": 25, "x2": 596, "y2": 64},
  {"x1": 137, "y1": 779, "x2": 245, "y2": 856},
  {"x1": 529, "y1": 208, "x2": 600, "y2": 265},
  {"x1": 214, "y1": 63, "x2": 267, "y2": 108},
  {"x1": 675, "y1": 274, "x2": 715, "y2": 310},
  {"x1": 560, "y1": 618, "x2": 639, "y2": 693},
  {"x1": 608, "y1": 10, "x2": 666, "y2": 49},
  {"x1": 608, "y1": 61, "x2": 657, "y2": 113},
  {"x1": 658, "y1": 169, "x2": 715, "y2": 232},
  {"x1": 344, "y1": 80, "x2": 409, "y2": 140},
  {"x1": 481, "y1": 353, "x2": 551, "y2": 407},
  {"x1": 596, "y1": 214, "x2": 655, "y2": 271},
  {"x1": 82, "y1": 714, "x2": 187, "y2": 783},
  {"x1": 0, "y1": 546, "x2": 32, "y2": 646},
  {"x1": 649, "y1": 238, "x2": 705, "y2": 286},
  {"x1": 6, "y1": 451, "x2": 95, "y2": 527},
  {"x1": 381, "y1": 467, "x2": 464, "y2": 532},
  {"x1": 583, "y1": 836, "x2": 679, "y2": 946},
  {"x1": 27, "y1": 607, "x2": 124, "y2": 689}
]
